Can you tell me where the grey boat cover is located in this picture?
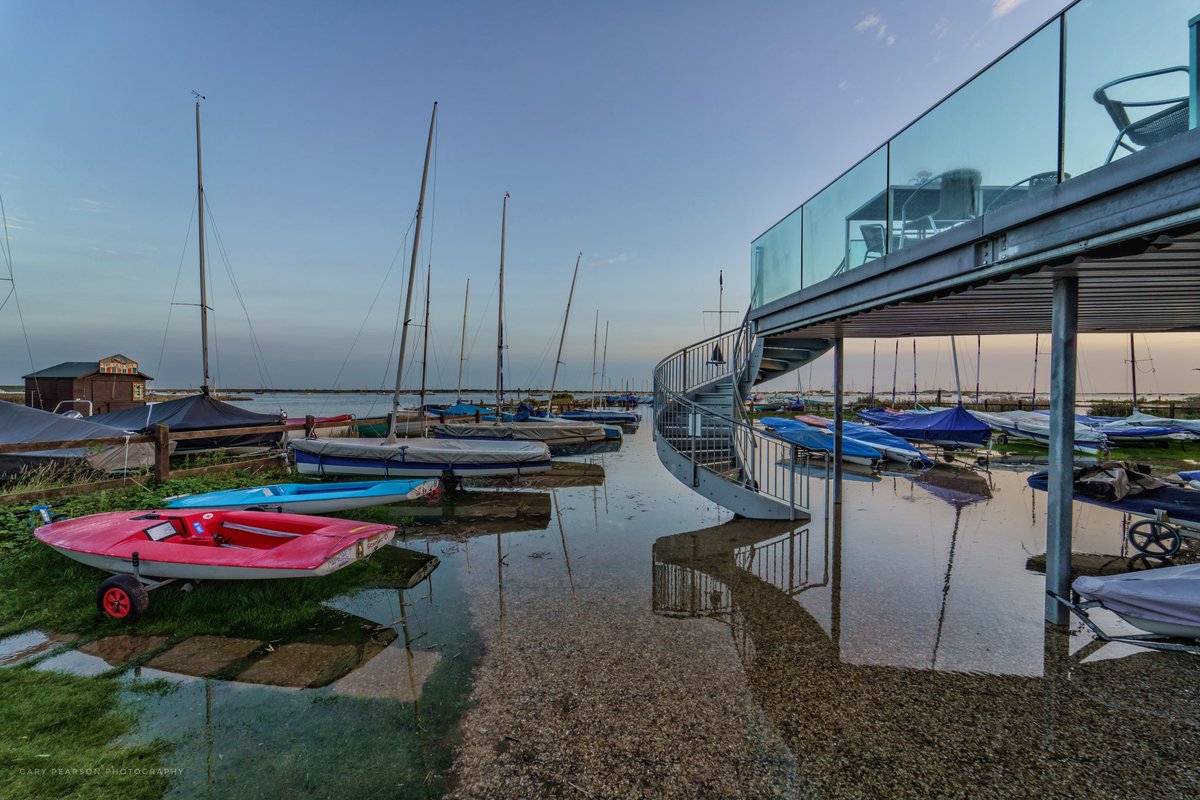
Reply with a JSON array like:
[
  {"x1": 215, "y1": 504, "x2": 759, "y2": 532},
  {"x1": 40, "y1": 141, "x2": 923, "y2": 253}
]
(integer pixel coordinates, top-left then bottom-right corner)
[
  {"x1": 433, "y1": 421, "x2": 604, "y2": 446},
  {"x1": 1074, "y1": 565, "x2": 1200, "y2": 630},
  {"x1": 289, "y1": 436, "x2": 551, "y2": 465},
  {"x1": 0, "y1": 401, "x2": 160, "y2": 474}
]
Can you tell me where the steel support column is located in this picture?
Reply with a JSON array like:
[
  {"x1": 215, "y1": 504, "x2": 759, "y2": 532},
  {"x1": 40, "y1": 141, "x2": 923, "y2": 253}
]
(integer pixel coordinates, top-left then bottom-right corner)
[
  {"x1": 1045, "y1": 275, "x2": 1078, "y2": 624},
  {"x1": 833, "y1": 336, "x2": 844, "y2": 504}
]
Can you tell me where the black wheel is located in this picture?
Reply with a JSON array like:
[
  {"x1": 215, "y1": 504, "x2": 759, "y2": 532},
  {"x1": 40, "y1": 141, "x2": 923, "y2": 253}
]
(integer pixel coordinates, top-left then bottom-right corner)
[
  {"x1": 1126, "y1": 519, "x2": 1182, "y2": 557},
  {"x1": 96, "y1": 574, "x2": 149, "y2": 622}
]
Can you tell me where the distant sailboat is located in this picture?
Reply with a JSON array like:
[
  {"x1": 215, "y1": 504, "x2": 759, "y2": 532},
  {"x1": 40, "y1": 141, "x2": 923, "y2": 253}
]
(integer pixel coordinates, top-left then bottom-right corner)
[
  {"x1": 290, "y1": 104, "x2": 552, "y2": 478},
  {"x1": 431, "y1": 199, "x2": 607, "y2": 451}
]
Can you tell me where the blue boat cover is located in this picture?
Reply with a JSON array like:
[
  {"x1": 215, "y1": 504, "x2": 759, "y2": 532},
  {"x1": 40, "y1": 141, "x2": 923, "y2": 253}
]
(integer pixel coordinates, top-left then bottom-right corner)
[
  {"x1": 776, "y1": 427, "x2": 882, "y2": 461},
  {"x1": 1028, "y1": 471, "x2": 1200, "y2": 524},
  {"x1": 856, "y1": 406, "x2": 991, "y2": 448},
  {"x1": 1179, "y1": 470, "x2": 1200, "y2": 482},
  {"x1": 437, "y1": 402, "x2": 492, "y2": 417}
]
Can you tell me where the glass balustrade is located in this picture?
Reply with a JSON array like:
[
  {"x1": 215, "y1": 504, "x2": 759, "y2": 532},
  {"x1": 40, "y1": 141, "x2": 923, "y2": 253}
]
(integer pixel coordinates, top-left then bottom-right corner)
[{"x1": 750, "y1": 0, "x2": 1200, "y2": 311}]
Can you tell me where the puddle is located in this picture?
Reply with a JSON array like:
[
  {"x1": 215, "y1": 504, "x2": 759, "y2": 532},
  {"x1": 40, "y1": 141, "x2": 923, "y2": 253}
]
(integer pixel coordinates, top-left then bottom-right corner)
[
  {"x1": 0, "y1": 630, "x2": 73, "y2": 665},
  {"x1": 330, "y1": 643, "x2": 441, "y2": 701},
  {"x1": 34, "y1": 649, "x2": 112, "y2": 676},
  {"x1": 146, "y1": 636, "x2": 263, "y2": 677}
]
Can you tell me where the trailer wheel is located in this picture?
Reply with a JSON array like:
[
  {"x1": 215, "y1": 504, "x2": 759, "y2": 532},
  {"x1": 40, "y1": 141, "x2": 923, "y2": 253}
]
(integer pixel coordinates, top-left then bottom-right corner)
[
  {"x1": 1127, "y1": 520, "x2": 1182, "y2": 558},
  {"x1": 97, "y1": 574, "x2": 149, "y2": 622}
]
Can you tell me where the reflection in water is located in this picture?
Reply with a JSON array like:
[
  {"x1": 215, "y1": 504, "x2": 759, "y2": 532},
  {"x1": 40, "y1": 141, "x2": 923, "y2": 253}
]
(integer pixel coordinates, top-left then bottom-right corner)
[{"x1": 652, "y1": 498, "x2": 1200, "y2": 798}]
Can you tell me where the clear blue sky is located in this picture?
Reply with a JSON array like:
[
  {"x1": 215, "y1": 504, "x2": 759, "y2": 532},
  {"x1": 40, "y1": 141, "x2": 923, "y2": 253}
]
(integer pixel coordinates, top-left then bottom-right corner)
[{"x1": 4, "y1": 0, "x2": 1189, "y2": 395}]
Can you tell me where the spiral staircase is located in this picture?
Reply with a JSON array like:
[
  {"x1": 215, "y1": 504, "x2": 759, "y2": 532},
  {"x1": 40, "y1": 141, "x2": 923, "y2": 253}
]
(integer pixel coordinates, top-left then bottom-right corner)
[{"x1": 652, "y1": 313, "x2": 833, "y2": 519}]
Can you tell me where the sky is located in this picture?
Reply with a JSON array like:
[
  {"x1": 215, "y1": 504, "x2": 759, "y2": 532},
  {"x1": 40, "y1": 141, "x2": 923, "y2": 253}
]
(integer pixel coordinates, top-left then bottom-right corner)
[{"x1": 1, "y1": 0, "x2": 1195, "y2": 396}]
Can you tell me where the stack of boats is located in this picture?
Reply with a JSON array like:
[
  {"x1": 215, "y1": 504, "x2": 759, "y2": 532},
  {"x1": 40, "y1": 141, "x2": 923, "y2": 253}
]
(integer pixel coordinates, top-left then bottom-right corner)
[{"x1": 758, "y1": 400, "x2": 1200, "y2": 469}]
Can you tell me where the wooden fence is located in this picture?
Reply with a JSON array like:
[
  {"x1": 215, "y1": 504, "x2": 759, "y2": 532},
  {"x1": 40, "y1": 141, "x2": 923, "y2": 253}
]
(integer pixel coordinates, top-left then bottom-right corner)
[{"x1": 0, "y1": 415, "x2": 383, "y2": 505}]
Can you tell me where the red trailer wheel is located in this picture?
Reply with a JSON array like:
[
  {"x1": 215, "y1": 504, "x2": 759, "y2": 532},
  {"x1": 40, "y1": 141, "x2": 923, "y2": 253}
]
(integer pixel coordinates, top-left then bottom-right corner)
[{"x1": 96, "y1": 574, "x2": 149, "y2": 622}]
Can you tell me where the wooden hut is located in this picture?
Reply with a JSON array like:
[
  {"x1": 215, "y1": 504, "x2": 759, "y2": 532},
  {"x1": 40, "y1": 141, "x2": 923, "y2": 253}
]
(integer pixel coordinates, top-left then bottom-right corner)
[{"x1": 23, "y1": 354, "x2": 150, "y2": 416}]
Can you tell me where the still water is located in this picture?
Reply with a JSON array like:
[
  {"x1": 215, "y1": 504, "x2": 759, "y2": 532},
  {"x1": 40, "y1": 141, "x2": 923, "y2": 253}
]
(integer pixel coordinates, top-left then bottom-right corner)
[{"x1": 13, "y1": 401, "x2": 1200, "y2": 798}]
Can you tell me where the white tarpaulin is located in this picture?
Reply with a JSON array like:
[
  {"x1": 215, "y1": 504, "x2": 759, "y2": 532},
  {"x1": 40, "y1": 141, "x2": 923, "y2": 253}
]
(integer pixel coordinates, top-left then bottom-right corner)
[{"x1": 1074, "y1": 564, "x2": 1200, "y2": 630}]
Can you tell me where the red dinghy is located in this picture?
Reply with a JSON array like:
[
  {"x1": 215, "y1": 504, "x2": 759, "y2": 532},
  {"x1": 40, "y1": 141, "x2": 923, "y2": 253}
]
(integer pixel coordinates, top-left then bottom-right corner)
[
  {"x1": 36, "y1": 509, "x2": 395, "y2": 581},
  {"x1": 35, "y1": 509, "x2": 396, "y2": 621}
]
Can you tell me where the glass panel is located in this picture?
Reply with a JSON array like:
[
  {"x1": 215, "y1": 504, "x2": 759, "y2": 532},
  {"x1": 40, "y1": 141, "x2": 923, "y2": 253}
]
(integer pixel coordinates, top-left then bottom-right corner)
[
  {"x1": 889, "y1": 21, "x2": 1060, "y2": 251},
  {"x1": 751, "y1": 209, "x2": 802, "y2": 307},
  {"x1": 1063, "y1": 0, "x2": 1196, "y2": 179},
  {"x1": 801, "y1": 146, "x2": 888, "y2": 286}
]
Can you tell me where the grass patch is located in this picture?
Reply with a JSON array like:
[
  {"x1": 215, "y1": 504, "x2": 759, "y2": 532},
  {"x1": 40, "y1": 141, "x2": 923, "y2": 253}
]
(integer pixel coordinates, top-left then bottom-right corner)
[
  {"x1": 0, "y1": 469, "x2": 430, "y2": 639},
  {"x1": 0, "y1": 668, "x2": 169, "y2": 800}
]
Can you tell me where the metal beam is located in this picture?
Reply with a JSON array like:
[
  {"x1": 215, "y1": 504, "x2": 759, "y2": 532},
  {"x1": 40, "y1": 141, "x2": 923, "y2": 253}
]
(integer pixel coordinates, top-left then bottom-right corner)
[
  {"x1": 1045, "y1": 274, "x2": 1078, "y2": 624},
  {"x1": 833, "y1": 337, "x2": 843, "y2": 505}
]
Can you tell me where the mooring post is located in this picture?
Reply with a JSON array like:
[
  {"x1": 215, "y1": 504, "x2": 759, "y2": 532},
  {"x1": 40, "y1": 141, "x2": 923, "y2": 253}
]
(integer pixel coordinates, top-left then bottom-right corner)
[
  {"x1": 1046, "y1": 275, "x2": 1078, "y2": 624},
  {"x1": 153, "y1": 424, "x2": 170, "y2": 482},
  {"x1": 833, "y1": 336, "x2": 844, "y2": 505},
  {"x1": 304, "y1": 414, "x2": 316, "y2": 438}
]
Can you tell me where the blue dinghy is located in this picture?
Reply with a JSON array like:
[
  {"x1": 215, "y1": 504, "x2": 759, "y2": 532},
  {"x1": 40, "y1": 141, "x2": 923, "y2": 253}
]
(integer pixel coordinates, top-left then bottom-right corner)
[
  {"x1": 165, "y1": 478, "x2": 439, "y2": 515},
  {"x1": 775, "y1": 426, "x2": 883, "y2": 466}
]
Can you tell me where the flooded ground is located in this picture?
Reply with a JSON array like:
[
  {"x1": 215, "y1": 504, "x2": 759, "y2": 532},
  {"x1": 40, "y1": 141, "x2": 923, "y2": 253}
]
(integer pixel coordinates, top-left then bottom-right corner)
[{"x1": 4, "y1": 420, "x2": 1199, "y2": 798}]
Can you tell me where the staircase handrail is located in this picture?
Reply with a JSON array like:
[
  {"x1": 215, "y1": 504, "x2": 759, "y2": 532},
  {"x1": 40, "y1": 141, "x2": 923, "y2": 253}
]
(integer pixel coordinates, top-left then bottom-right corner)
[{"x1": 653, "y1": 322, "x2": 812, "y2": 515}]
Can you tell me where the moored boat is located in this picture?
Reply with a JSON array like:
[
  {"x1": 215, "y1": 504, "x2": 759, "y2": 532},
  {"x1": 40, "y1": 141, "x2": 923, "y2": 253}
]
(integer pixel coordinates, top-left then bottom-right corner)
[
  {"x1": 289, "y1": 436, "x2": 552, "y2": 478},
  {"x1": 164, "y1": 478, "x2": 439, "y2": 514}
]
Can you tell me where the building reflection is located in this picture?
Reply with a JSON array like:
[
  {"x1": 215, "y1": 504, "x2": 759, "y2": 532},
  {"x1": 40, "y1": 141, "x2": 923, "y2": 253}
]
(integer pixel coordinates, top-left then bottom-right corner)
[{"x1": 651, "y1": 490, "x2": 1197, "y2": 797}]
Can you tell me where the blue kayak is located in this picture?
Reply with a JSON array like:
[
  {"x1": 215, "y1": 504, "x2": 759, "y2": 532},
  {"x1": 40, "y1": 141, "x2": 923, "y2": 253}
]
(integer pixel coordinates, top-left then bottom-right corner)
[{"x1": 164, "y1": 478, "x2": 439, "y2": 514}]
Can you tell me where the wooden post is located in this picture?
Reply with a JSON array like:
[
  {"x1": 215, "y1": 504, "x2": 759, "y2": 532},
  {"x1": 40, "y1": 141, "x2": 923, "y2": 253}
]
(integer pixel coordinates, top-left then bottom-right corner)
[
  {"x1": 304, "y1": 415, "x2": 316, "y2": 438},
  {"x1": 153, "y1": 424, "x2": 170, "y2": 482}
]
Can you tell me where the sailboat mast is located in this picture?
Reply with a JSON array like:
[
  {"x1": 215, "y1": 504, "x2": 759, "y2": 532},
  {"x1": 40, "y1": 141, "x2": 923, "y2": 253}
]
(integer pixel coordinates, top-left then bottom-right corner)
[
  {"x1": 950, "y1": 336, "x2": 962, "y2": 405},
  {"x1": 496, "y1": 193, "x2": 508, "y2": 414},
  {"x1": 1129, "y1": 333, "x2": 1138, "y2": 410},
  {"x1": 548, "y1": 253, "x2": 581, "y2": 410},
  {"x1": 891, "y1": 340, "x2": 899, "y2": 406},
  {"x1": 590, "y1": 310, "x2": 598, "y2": 410},
  {"x1": 387, "y1": 101, "x2": 437, "y2": 442},
  {"x1": 869, "y1": 339, "x2": 877, "y2": 400},
  {"x1": 1031, "y1": 333, "x2": 1039, "y2": 410},
  {"x1": 195, "y1": 100, "x2": 211, "y2": 395},
  {"x1": 419, "y1": 265, "x2": 431, "y2": 415},
  {"x1": 456, "y1": 278, "x2": 469, "y2": 404},
  {"x1": 912, "y1": 340, "x2": 918, "y2": 407},
  {"x1": 600, "y1": 321, "x2": 609, "y2": 402},
  {"x1": 975, "y1": 335, "x2": 981, "y2": 404}
]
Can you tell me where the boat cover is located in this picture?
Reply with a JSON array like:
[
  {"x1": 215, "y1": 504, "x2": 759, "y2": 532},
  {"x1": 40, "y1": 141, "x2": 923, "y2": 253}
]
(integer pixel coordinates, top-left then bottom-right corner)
[
  {"x1": 289, "y1": 436, "x2": 550, "y2": 465},
  {"x1": 435, "y1": 402, "x2": 492, "y2": 417},
  {"x1": 433, "y1": 421, "x2": 604, "y2": 445},
  {"x1": 776, "y1": 427, "x2": 882, "y2": 462},
  {"x1": 763, "y1": 416, "x2": 930, "y2": 465},
  {"x1": 90, "y1": 394, "x2": 281, "y2": 451},
  {"x1": 559, "y1": 409, "x2": 640, "y2": 424},
  {"x1": 1027, "y1": 468, "x2": 1200, "y2": 524},
  {"x1": 0, "y1": 401, "x2": 160, "y2": 474},
  {"x1": 1074, "y1": 564, "x2": 1200, "y2": 631},
  {"x1": 856, "y1": 405, "x2": 991, "y2": 448},
  {"x1": 1179, "y1": 470, "x2": 1200, "y2": 483},
  {"x1": 1123, "y1": 411, "x2": 1200, "y2": 435}
]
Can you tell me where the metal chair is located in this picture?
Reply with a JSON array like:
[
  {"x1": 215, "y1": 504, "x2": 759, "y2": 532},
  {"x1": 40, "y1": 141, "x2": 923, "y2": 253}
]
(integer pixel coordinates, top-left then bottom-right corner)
[
  {"x1": 899, "y1": 168, "x2": 981, "y2": 244},
  {"x1": 1094, "y1": 66, "x2": 1190, "y2": 164},
  {"x1": 860, "y1": 223, "x2": 885, "y2": 264}
]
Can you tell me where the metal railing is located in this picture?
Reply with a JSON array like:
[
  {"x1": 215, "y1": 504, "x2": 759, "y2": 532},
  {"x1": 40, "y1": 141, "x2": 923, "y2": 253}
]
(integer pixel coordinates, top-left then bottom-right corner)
[{"x1": 653, "y1": 315, "x2": 815, "y2": 517}]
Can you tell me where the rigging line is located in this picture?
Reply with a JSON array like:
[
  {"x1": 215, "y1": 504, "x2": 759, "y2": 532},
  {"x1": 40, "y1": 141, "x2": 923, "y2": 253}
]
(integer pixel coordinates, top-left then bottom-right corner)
[
  {"x1": 203, "y1": 198, "x2": 277, "y2": 395},
  {"x1": 0, "y1": 190, "x2": 37, "y2": 373},
  {"x1": 464, "y1": 272, "x2": 501, "y2": 385},
  {"x1": 155, "y1": 196, "x2": 198, "y2": 380},
  {"x1": 328, "y1": 215, "x2": 415, "y2": 406}
]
